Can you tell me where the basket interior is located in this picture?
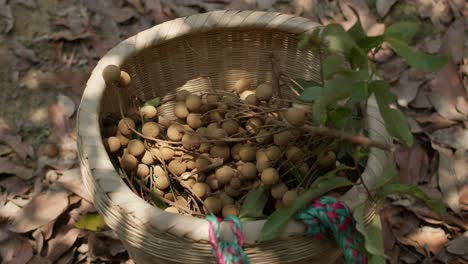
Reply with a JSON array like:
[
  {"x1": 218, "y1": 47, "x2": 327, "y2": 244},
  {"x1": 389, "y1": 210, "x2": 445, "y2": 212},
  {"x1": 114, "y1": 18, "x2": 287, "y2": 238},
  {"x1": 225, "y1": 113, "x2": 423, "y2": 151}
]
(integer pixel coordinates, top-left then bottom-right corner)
[{"x1": 99, "y1": 29, "x2": 321, "y2": 121}]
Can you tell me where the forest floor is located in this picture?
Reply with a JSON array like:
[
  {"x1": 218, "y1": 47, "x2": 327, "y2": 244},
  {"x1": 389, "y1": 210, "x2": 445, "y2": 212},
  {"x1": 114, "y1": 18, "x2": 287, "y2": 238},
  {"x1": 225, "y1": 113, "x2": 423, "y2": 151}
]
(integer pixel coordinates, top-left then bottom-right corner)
[{"x1": 0, "y1": 0, "x2": 467, "y2": 263}]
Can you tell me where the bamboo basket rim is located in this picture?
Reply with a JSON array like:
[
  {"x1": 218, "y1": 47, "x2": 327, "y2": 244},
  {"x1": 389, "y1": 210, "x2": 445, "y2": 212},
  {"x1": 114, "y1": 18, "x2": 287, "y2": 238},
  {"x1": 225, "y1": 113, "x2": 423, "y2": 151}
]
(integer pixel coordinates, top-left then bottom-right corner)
[{"x1": 77, "y1": 10, "x2": 392, "y2": 245}]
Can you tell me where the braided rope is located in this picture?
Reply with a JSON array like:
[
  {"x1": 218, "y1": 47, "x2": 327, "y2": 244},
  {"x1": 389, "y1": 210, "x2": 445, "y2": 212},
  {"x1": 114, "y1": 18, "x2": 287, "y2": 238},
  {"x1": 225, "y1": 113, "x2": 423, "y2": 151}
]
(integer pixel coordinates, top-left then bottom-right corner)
[
  {"x1": 296, "y1": 196, "x2": 368, "y2": 264},
  {"x1": 206, "y1": 214, "x2": 250, "y2": 264}
]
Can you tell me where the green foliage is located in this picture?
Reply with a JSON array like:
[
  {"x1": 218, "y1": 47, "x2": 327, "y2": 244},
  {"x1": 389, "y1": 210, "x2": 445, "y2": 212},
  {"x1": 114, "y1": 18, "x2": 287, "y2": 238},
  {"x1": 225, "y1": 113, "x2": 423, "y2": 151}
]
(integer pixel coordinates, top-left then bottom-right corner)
[
  {"x1": 239, "y1": 187, "x2": 269, "y2": 220},
  {"x1": 371, "y1": 160, "x2": 399, "y2": 190},
  {"x1": 144, "y1": 97, "x2": 161, "y2": 107},
  {"x1": 75, "y1": 213, "x2": 106, "y2": 232},
  {"x1": 150, "y1": 189, "x2": 167, "y2": 209},
  {"x1": 354, "y1": 203, "x2": 385, "y2": 258},
  {"x1": 385, "y1": 21, "x2": 420, "y2": 43}
]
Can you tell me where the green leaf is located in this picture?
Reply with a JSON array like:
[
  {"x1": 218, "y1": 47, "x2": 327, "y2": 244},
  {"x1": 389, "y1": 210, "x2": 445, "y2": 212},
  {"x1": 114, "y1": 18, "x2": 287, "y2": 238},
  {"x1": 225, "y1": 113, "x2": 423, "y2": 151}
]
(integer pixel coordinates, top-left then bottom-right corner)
[
  {"x1": 323, "y1": 55, "x2": 349, "y2": 79},
  {"x1": 322, "y1": 24, "x2": 356, "y2": 55},
  {"x1": 369, "y1": 80, "x2": 413, "y2": 146},
  {"x1": 299, "y1": 86, "x2": 322, "y2": 102},
  {"x1": 260, "y1": 167, "x2": 354, "y2": 241},
  {"x1": 150, "y1": 189, "x2": 168, "y2": 209},
  {"x1": 369, "y1": 255, "x2": 387, "y2": 264},
  {"x1": 372, "y1": 160, "x2": 399, "y2": 191},
  {"x1": 239, "y1": 186, "x2": 269, "y2": 220},
  {"x1": 75, "y1": 213, "x2": 106, "y2": 232},
  {"x1": 386, "y1": 36, "x2": 448, "y2": 71},
  {"x1": 347, "y1": 6, "x2": 367, "y2": 41},
  {"x1": 312, "y1": 75, "x2": 357, "y2": 122},
  {"x1": 385, "y1": 21, "x2": 419, "y2": 43},
  {"x1": 145, "y1": 97, "x2": 161, "y2": 107},
  {"x1": 345, "y1": 81, "x2": 368, "y2": 108},
  {"x1": 377, "y1": 184, "x2": 446, "y2": 216},
  {"x1": 357, "y1": 36, "x2": 385, "y2": 53},
  {"x1": 354, "y1": 203, "x2": 385, "y2": 257},
  {"x1": 299, "y1": 28, "x2": 322, "y2": 49}
]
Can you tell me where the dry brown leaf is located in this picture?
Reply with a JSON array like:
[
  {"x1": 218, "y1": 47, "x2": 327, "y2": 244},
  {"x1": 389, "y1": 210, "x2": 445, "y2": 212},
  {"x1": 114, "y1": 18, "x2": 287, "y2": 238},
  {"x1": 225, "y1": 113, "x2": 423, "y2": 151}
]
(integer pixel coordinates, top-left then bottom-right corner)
[
  {"x1": 446, "y1": 231, "x2": 468, "y2": 255},
  {"x1": 11, "y1": 0, "x2": 37, "y2": 8},
  {"x1": 111, "y1": 7, "x2": 138, "y2": 23},
  {"x1": 50, "y1": 30, "x2": 93, "y2": 41},
  {"x1": 431, "y1": 0, "x2": 453, "y2": 30},
  {"x1": 0, "y1": 235, "x2": 33, "y2": 264},
  {"x1": 456, "y1": 96, "x2": 468, "y2": 116},
  {"x1": 430, "y1": 125, "x2": 468, "y2": 149},
  {"x1": 339, "y1": 0, "x2": 385, "y2": 36},
  {"x1": 46, "y1": 226, "x2": 80, "y2": 262},
  {"x1": 379, "y1": 204, "x2": 400, "y2": 254},
  {"x1": 48, "y1": 104, "x2": 70, "y2": 140},
  {"x1": 442, "y1": 19, "x2": 465, "y2": 64},
  {"x1": 56, "y1": 247, "x2": 76, "y2": 264},
  {"x1": 410, "y1": 112, "x2": 457, "y2": 132},
  {"x1": 9, "y1": 189, "x2": 68, "y2": 233},
  {"x1": 58, "y1": 168, "x2": 92, "y2": 202},
  {"x1": 0, "y1": 0, "x2": 14, "y2": 33},
  {"x1": 125, "y1": 0, "x2": 144, "y2": 13},
  {"x1": 293, "y1": 0, "x2": 318, "y2": 19},
  {"x1": 40, "y1": 219, "x2": 55, "y2": 241},
  {"x1": 379, "y1": 57, "x2": 408, "y2": 84},
  {"x1": 0, "y1": 176, "x2": 31, "y2": 198},
  {"x1": 11, "y1": 39, "x2": 38, "y2": 64},
  {"x1": 429, "y1": 62, "x2": 467, "y2": 120},
  {"x1": 459, "y1": 185, "x2": 468, "y2": 211},
  {"x1": 32, "y1": 229, "x2": 44, "y2": 255},
  {"x1": 400, "y1": 226, "x2": 448, "y2": 255},
  {"x1": 0, "y1": 158, "x2": 34, "y2": 180},
  {"x1": 27, "y1": 256, "x2": 52, "y2": 264},
  {"x1": 395, "y1": 142, "x2": 429, "y2": 185},
  {"x1": 394, "y1": 71, "x2": 425, "y2": 107},
  {"x1": 0, "y1": 201, "x2": 21, "y2": 219},
  {"x1": 0, "y1": 127, "x2": 33, "y2": 160},
  {"x1": 376, "y1": 0, "x2": 397, "y2": 17}
]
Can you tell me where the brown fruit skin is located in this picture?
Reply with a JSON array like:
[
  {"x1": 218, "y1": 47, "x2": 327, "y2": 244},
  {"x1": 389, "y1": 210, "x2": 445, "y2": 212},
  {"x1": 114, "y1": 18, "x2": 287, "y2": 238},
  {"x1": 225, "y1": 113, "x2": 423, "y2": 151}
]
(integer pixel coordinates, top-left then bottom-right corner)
[
  {"x1": 298, "y1": 163, "x2": 309, "y2": 176},
  {"x1": 168, "y1": 160, "x2": 187, "y2": 176},
  {"x1": 193, "y1": 183, "x2": 209, "y2": 199},
  {"x1": 285, "y1": 108, "x2": 306, "y2": 127},
  {"x1": 239, "y1": 162, "x2": 257, "y2": 180},
  {"x1": 239, "y1": 145, "x2": 256, "y2": 162},
  {"x1": 140, "y1": 105, "x2": 158, "y2": 119},
  {"x1": 231, "y1": 143, "x2": 242, "y2": 161},
  {"x1": 275, "y1": 200, "x2": 285, "y2": 209},
  {"x1": 102, "y1": 65, "x2": 121, "y2": 84},
  {"x1": 187, "y1": 113, "x2": 203, "y2": 129},
  {"x1": 206, "y1": 174, "x2": 220, "y2": 190},
  {"x1": 198, "y1": 142, "x2": 211, "y2": 153},
  {"x1": 127, "y1": 139, "x2": 145, "y2": 157},
  {"x1": 157, "y1": 116, "x2": 171, "y2": 128},
  {"x1": 230, "y1": 177, "x2": 242, "y2": 190},
  {"x1": 219, "y1": 192, "x2": 234, "y2": 207},
  {"x1": 119, "y1": 71, "x2": 131, "y2": 87},
  {"x1": 196, "y1": 127, "x2": 208, "y2": 137},
  {"x1": 195, "y1": 157, "x2": 211, "y2": 171},
  {"x1": 164, "y1": 193, "x2": 175, "y2": 201},
  {"x1": 142, "y1": 122, "x2": 160, "y2": 138},
  {"x1": 206, "y1": 94, "x2": 219, "y2": 104},
  {"x1": 256, "y1": 159, "x2": 271, "y2": 173},
  {"x1": 182, "y1": 133, "x2": 201, "y2": 150},
  {"x1": 282, "y1": 190, "x2": 298, "y2": 206},
  {"x1": 286, "y1": 146, "x2": 302, "y2": 163},
  {"x1": 318, "y1": 151, "x2": 337, "y2": 167},
  {"x1": 167, "y1": 123, "x2": 185, "y2": 141},
  {"x1": 244, "y1": 94, "x2": 258, "y2": 105},
  {"x1": 174, "y1": 101, "x2": 189, "y2": 119},
  {"x1": 121, "y1": 154, "x2": 138, "y2": 171},
  {"x1": 222, "y1": 205, "x2": 240, "y2": 218},
  {"x1": 261, "y1": 168, "x2": 280, "y2": 186},
  {"x1": 221, "y1": 120, "x2": 239, "y2": 135},
  {"x1": 255, "y1": 83, "x2": 273, "y2": 101},
  {"x1": 224, "y1": 186, "x2": 241, "y2": 197},
  {"x1": 155, "y1": 188, "x2": 165, "y2": 197},
  {"x1": 165, "y1": 207, "x2": 179, "y2": 213},
  {"x1": 215, "y1": 165, "x2": 235, "y2": 185},
  {"x1": 204, "y1": 197, "x2": 222, "y2": 214},
  {"x1": 255, "y1": 130, "x2": 273, "y2": 144},
  {"x1": 245, "y1": 118, "x2": 263, "y2": 134},
  {"x1": 273, "y1": 130, "x2": 290, "y2": 146},
  {"x1": 209, "y1": 111, "x2": 223, "y2": 122},
  {"x1": 176, "y1": 90, "x2": 191, "y2": 101},
  {"x1": 118, "y1": 117, "x2": 135, "y2": 136},
  {"x1": 41, "y1": 143, "x2": 59, "y2": 157},
  {"x1": 209, "y1": 128, "x2": 227, "y2": 140},
  {"x1": 155, "y1": 174, "x2": 170, "y2": 190},
  {"x1": 210, "y1": 144, "x2": 230, "y2": 160},
  {"x1": 271, "y1": 183, "x2": 288, "y2": 200},
  {"x1": 240, "y1": 90, "x2": 255, "y2": 101},
  {"x1": 256, "y1": 148, "x2": 268, "y2": 161},
  {"x1": 266, "y1": 145, "x2": 282, "y2": 161},
  {"x1": 105, "y1": 137, "x2": 121, "y2": 153},
  {"x1": 234, "y1": 78, "x2": 252, "y2": 93},
  {"x1": 116, "y1": 132, "x2": 130, "y2": 147},
  {"x1": 185, "y1": 94, "x2": 202, "y2": 112},
  {"x1": 141, "y1": 151, "x2": 154, "y2": 165},
  {"x1": 136, "y1": 163, "x2": 150, "y2": 178}
]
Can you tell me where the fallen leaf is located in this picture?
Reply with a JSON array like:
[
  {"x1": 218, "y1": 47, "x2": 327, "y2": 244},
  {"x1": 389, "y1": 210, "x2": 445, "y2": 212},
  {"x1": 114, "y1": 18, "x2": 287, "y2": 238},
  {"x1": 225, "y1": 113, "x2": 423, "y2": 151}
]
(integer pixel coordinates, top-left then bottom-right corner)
[
  {"x1": 125, "y1": 0, "x2": 144, "y2": 13},
  {"x1": 293, "y1": 0, "x2": 318, "y2": 19},
  {"x1": 400, "y1": 226, "x2": 448, "y2": 255},
  {"x1": 9, "y1": 189, "x2": 68, "y2": 233},
  {"x1": 433, "y1": 145, "x2": 467, "y2": 214},
  {"x1": 379, "y1": 57, "x2": 408, "y2": 84},
  {"x1": 410, "y1": 82, "x2": 433, "y2": 109},
  {"x1": 393, "y1": 71, "x2": 425, "y2": 107},
  {"x1": 0, "y1": 200, "x2": 21, "y2": 219},
  {"x1": 379, "y1": 204, "x2": 399, "y2": 254},
  {"x1": 429, "y1": 62, "x2": 467, "y2": 120},
  {"x1": 460, "y1": 185, "x2": 468, "y2": 211},
  {"x1": 57, "y1": 94, "x2": 75, "y2": 118},
  {"x1": 423, "y1": 36, "x2": 441, "y2": 54},
  {"x1": 11, "y1": 39, "x2": 38, "y2": 64},
  {"x1": 32, "y1": 229, "x2": 44, "y2": 255},
  {"x1": 58, "y1": 168, "x2": 92, "y2": 202},
  {"x1": 111, "y1": 6, "x2": 137, "y2": 23},
  {"x1": 395, "y1": 142, "x2": 429, "y2": 185},
  {"x1": 56, "y1": 247, "x2": 76, "y2": 264},
  {"x1": 19, "y1": 69, "x2": 67, "y2": 90},
  {"x1": 11, "y1": 0, "x2": 37, "y2": 8},
  {"x1": 75, "y1": 213, "x2": 105, "y2": 232},
  {"x1": 339, "y1": 0, "x2": 385, "y2": 36},
  {"x1": 0, "y1": 176, "x2": 31, "y2": 198},
  {"x1": 376, "y1": 0, "x2": 397, "y2": 17},
  {"x1": 410, "y1": 112, "x2": 457, "y2": 132},
  {"x1": 0, "y1": 0, "x2": 14, "y2": 33},
  {"x1": 50, "y1": 30, "x2": 93, "y2": 41},
  {"x1": 40, "y1": 219, "x2": 55, "y2": 240},
  {"x1": 0, "y1": 234, "x2": 33, "y2": 264},
  {"x1": 430, "y1": 0, "x2": 453, "y2": 30},
  {"x1": 48, "y1": 104, "x2": 70, "y2": 140},
  {"x1": 0, "y1": 127, "x2": 33, "y2": 160},
  {"x1": 0, "y1": 158, "x2": 34, "y2": 180},
  {"x1": 446, "y1": 231, "x2": 468, "y2": 255},
  {"x1": 430, "y1": 125, "x2": 468, "y2": 149},
  {"x1": 441, "y1": 19, "x2": 465, "y2": 64},
  {"x1": 46, "y1": 226, "x2": 80, "y2": 262},
  {"x1": 456, "y1": 96, "x2": 468, "y2": 116}
]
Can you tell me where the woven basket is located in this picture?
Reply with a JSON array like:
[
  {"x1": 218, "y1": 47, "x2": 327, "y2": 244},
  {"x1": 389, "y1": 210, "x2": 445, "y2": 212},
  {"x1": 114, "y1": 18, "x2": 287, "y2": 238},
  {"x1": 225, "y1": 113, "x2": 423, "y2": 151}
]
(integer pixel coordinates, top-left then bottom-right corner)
[{"x1": 77, "y1": 10, "x2": 392, "y2": 264}]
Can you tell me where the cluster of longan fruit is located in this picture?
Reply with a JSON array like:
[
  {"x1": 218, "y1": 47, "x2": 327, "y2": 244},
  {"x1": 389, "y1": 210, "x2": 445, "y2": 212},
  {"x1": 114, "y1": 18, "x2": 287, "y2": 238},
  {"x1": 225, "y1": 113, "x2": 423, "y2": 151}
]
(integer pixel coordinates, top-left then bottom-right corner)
[{"x1": 102, "y1": 64, "x2": 338, "y2": 218}]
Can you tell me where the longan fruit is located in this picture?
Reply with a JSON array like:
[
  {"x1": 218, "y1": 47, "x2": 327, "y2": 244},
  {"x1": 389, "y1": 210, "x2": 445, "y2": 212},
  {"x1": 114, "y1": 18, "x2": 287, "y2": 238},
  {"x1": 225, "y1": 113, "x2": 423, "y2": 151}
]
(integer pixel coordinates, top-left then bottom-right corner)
[
  {"x1": 207, "y1": 123, "x2": 220, "y2": 131},
  {"x1": 168, "y1": 160, "x2": 186, "y2": 176},
  {"x1": 285, "y1": 108, "x2": 306, "y2": 127},
  {"x1": 206, "y1": 94, "x2": 219, "y2": 104},
  {"x1": 256, "y1": 148, "x2": 268, "y2": 161},
  {"x1": 209, "y1": 111, "x2": 223, "y2": 122},
  {"x1": 255, "y1": 83, "x2": 273, "y2": 101},
  {"x1": 136, "y1": 163, "x2": 150, "y2": 178},
  {"x1": 153, "y1": 165, "x2": 166, "y2": 178},
  {"x1": 151, "y1": 146, "x2": 175, "y2": 161},
  {"x1": 230, "y1": 177, "x2": 242, "y2": 190},
  {"x1": 318, "y1": 151, "x2": 336, "y2": 167},
  {"x1": 256, "y1": 159, "x2": 271, "y2": 173},
  {"x1": 255, "y1": 130, "x2": 272, "y2": 144},
  {"x1": 186, "y1": 113, "x2": 203, "y2": 129},
  {"x1": 195, "y1": 156, "x2": 211, "y2": 171},
  {"x1": 208, "y1": 128, "x2": 227, "y2": 139},
  {"x1": 221, "y1": 120, "x2": 239, "y2": 135},
  {"x1": 206, "y1": 174, "x2": 220, "y2": 190},
  {"x1": 210, "y1": 144, "x2": 230, "y2": 160},
  {"x1": 102, "y1": 65, "x2": 120, "y2": 84},
  {"x1": 222, "y1": 205, "x2": 240, "y2": 218},
  {"x1": 275, "y1": 200, "x2": 285, "y2": 209},
  {"x1": 204, "y1": 197, "x2": 222, "y2": 214},
  {"x1": 198, "y1": 142, "x2": 211, "y2": 153},
  {"x1": 119, "y1": 70, "x2": 131, "y2": 87},
  {"x1": 182, "y1": 133, "x2": 201, "y2": 150},
  {"x1": 193, "y1": 182, "x2": 209, "y2": 199},
  {"x1": 116, "y1": 131, "x2": 130, "y2": 147},
  {"x1": 298, "y1": 163, "x2": 309, "y2": 176},
  {"x1": 217, "y1": 103, "x2": 229, "y2": 115},
  {"x1": 239, "y1": 144, "x2": 256, "y2": 162},
  {"x1": 164, "y1": 192, "x2": 175, "y2": 202},
  {"x1": 245, "y1": 118, "x2": 263, "y2": 134},
  {"x1": 286, "y1": 146, "x2": 302, "y2": 163},
  {"x1": 261, "y1": 168, "x2": 279, "y2": 186},
  {"x1": 271, "y1": 183, "x2": 288, "y2": 200},
  {"x1": 234, "y1": 78, "x2": 252, "y2": 93},
  {"x1": 155, "y1": 188, "x2": 165, "y2": 197},
  {"x1": 174, "y1": 102, "x2": 189, "y2": 119},
  {"x1": 140, "y1": 105, "x2": 158, "y2": 119},
  {"x1": 215, "y1": 165, "x2": 234, "y2": 185},
  {"x1": 224, "y1": 185, "x2": 241, "y2": 197},
  {"x1": 157, "y1": 115, "x2": 171, "y2": 128},
  {"x1": 183, "y1": 155, "x2": 196, "y2": 170},
  {"x1": 155, "y1": 174, "x2": 170, "y2": 190},
  {"x1": 273, "y1": 130, "x2": 290, "y2": 146},
  {"x1": 183, "y1": 178, "x2": 196, "y2": 188},
  {"x1": 231, "y1": 143, "x2": 242, "y2": 161},
  {"x1": 176, "y1": 90, "x2": 191, "y2": 101},
  {"x1": 239, "y1": 162, "x2": 257, "y2": 180},
  {"x1": 141, "y1": 151, "x2": 154, "y2": 165},
  {"x1": 244, "y1": 94, "x2": 258, "y2": 105},
  {"x1": 240, "y1": 90, "x2": 255, "y2": 101},
  {"x1": 121, "y1": 154, "x2": 138, "y2": 171},
  {"x1": 167, "y1": 123, "x2": 185, "y2": 141},
  {"x1": 266, "y1": 145, "x2": 282, "y2": 161},
  {"x1": 142, "y1": 122, "x2": 160, "y2": 138},
  {"x1": 127, "y1": 139, "x2": 145, "y2": 157},
  {"x1": 283, "y1": 190, "x2": 298, "y2": 206},
  {"x1": 219, "y1": 192, "x2": 234, "y2": 207},
  {"x1": 165, "y1": 207, "x2": 179, "y2": 213},
  {"x1": 118, "y1": 117, "x2": 135, "y2": 136},
  {"x1": 106, "y1": 137, "x2": 121, "y2": 153},
  {"x1": 185, "y1": 94, "x2": 202, "y2": 112},
  {"x1": 196, "y1": 127, "x2": 208, "y2": 137}
]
